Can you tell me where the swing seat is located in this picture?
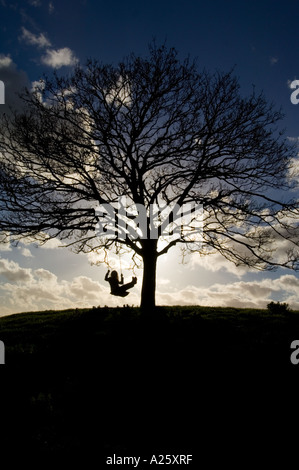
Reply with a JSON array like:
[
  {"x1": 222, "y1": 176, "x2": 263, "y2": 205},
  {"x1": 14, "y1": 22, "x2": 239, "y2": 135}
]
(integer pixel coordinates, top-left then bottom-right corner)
[{"x1": 111, "y1": 290, "x2": 129, "y2": 297}]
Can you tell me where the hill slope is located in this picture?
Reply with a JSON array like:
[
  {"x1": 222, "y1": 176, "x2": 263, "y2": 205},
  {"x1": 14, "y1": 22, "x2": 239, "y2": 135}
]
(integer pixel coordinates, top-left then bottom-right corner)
[{"x1": 0, "y1": 305, "x2": 298, "y2": 465}]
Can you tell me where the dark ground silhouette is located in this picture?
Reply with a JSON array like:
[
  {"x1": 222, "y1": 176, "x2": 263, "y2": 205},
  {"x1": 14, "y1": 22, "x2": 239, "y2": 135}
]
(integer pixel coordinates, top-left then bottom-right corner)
[{"x1": 0, "y1": 306, "x2": 298, "y2": 466}]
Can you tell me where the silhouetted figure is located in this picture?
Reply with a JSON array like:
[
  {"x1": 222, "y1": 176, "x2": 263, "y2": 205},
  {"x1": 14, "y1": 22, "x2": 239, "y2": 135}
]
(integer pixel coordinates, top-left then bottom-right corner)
[{"x1": 105, "y1": 270, "x2": 137, "y2": 297}]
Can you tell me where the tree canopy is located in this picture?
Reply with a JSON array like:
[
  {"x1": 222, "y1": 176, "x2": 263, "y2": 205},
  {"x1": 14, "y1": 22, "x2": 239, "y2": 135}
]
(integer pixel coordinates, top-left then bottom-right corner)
[{"x1": 0, "y1": 43, "x2": 298, "y2": 309}]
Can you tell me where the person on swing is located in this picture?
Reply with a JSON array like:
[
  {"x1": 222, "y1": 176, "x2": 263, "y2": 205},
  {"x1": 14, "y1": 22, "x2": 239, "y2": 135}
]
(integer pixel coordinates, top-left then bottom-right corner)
[{"x1": 105, "y1": 270, "x2": 137, "y2": 297}]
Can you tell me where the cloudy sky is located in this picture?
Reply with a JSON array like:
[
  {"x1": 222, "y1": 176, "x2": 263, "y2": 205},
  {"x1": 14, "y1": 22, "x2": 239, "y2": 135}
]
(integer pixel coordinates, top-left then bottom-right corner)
[{"x1": 1, "y1": 0, "x2": 299, "y2": 315}]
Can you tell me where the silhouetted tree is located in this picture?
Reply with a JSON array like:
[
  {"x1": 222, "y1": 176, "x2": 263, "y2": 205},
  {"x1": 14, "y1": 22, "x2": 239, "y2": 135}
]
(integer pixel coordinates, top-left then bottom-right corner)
[{"x1": 0, "y1": 43, "x2": 298, "y2": 311}]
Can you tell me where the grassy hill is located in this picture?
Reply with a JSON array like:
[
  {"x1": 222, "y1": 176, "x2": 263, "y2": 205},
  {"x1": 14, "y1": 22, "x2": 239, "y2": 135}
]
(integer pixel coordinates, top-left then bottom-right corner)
[{"x1": 0, "y1": 305, "x2": 298, "y2": 465}]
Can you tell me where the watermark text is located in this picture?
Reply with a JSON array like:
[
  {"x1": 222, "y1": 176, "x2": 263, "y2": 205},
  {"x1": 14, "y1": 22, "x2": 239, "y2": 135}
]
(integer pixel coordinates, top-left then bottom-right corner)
[
  {"x1": 290, "y1": 340, "x2": 299, "y2": 364},
  {"x1": 290, "y1": 80, "x2": 299, "y2": 104},
  {"x1": 95, "y1": 197, "x2": 203, "y2": 242},
  {"x1": 106, "y1": 454, "x2": 193, "y2": 466},
  {"x1": 0, "y1": 80, "x2": 4, "y2": 105},
  {"x1": 0, "y1": 341, "x2": 5, "y2": 364}
]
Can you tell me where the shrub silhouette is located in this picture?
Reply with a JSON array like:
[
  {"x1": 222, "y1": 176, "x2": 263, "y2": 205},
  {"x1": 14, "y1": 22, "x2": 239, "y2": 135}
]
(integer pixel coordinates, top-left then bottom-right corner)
[{"x1": 267, "y1": 301, "x2": 291, "y2": 315}]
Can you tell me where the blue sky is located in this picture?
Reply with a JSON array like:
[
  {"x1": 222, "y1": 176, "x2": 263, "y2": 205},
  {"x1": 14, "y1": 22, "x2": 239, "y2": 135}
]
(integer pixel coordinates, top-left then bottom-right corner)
[{"x1": 1, "y1": 0, "x2": 299, "y2": 315}]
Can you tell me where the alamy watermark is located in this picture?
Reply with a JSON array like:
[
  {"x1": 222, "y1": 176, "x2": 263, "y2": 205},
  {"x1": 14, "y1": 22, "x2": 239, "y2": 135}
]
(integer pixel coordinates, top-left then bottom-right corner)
[
  {"x1": 290, "y1": 340, "x2": 299, "y2": 365},
  {"x1": 0, "y1": 341, "x2": 5, "y2": 364},
  {"x1": 95, "y1": 197, "x2": 203, "y2": 242},
  {"x1": 0, "y1": 80, "x2": 4, "y2": 105},
  {"x1": 290, "y1": 80, "x2": 299, "y2": 104}
]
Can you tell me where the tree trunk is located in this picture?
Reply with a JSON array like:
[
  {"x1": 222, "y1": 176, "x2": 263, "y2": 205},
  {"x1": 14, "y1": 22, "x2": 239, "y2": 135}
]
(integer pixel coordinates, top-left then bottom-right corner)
[{"x1": 140, "y1": 240, "x2": 158, "y2": 313}]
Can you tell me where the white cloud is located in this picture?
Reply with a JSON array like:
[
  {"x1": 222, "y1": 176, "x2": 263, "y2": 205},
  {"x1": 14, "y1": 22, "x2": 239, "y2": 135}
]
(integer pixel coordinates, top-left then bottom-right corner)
[
  {"x1": 156, "y1": 274, "x2": 299, "y2": 310},
  {"x1": 31, "y1": 79, "x2": 46, "y2": 102},
  {"x1": 69, "y1": 276, "x2": 104, "y2": 300},
  {"x1": 41, "y1": 48, "x2": 78, "y2": 68},
  {"x1": 105, "y1": 76, "x2": 132, "y2": 107},
  {"x1": 1, "y1": 254, "x2": 299, "y2": 315},
  {"x1": 190, "y1": 251, "x2": 248, "y2": 276},
  {"x1": 0, "y1": 258, "x2": 32, "y2": 282},
  {"x1": 160, "y1": 278, "x2": 171, "y2": 285},
  {"x1": 0, "y1": 241, "x2": 12, "y2": 252},
  {"x1": 49, "y1": 1, "x2": 54, "y2": 13},
  {"x1": 20, "y1": 234, "x2": 64, "y2": 249},
  {"x1": 20, "y1": 27, "x2": 51, "y2": 49},
  {"x1": 0, "y1": 54, "x2": 13, "y2": 68},
  {"x1": 35, "y1": 268, "x2": 57, "y2": 282},
  {"x1": 19, "y1": 27, "x2": 78, "y2": 71},
  {"x1": 287, "y1": 154, "x2": 299, "y2": 186},
  {"x1": 1, "y1": 244, "x2": 299, "y2": 315},
  {"x1": 40, "y1": 237, "x2": 64, "y2": 249},
  {"x1": 20, "y1": 247, "x2": 33, "y2": 258},
  {"x1": 0, "y1": 258, "x2": 140, "y2": 315}
]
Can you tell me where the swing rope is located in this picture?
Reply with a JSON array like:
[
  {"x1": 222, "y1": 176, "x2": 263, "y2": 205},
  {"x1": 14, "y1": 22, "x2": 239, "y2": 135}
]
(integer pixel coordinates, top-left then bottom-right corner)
[{"x1": 119, "y1": 252, "x2": 123, "y2": 275}]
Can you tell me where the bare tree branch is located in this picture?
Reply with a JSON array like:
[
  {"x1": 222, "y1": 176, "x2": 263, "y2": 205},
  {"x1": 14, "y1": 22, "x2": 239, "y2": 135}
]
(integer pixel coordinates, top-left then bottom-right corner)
[{"x1": 0, "y1": 42, "x2": 298, "y2": 308}]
